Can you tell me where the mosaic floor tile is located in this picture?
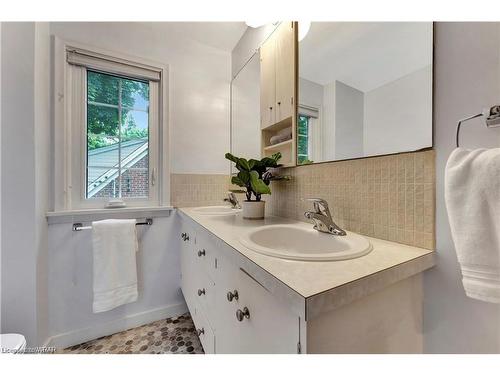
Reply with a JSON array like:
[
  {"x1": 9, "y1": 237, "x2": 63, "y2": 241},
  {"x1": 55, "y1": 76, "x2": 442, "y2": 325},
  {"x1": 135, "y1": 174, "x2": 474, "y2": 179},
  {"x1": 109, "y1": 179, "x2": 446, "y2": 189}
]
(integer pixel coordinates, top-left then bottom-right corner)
[{"x1": 60, "y1": 313, "x2": 204, "y2": 354}]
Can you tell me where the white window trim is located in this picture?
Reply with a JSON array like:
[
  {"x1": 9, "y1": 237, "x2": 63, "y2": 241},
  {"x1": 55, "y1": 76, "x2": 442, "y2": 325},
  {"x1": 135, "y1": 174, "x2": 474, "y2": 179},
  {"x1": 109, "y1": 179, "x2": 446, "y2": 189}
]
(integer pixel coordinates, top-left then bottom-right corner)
[{"x1": 52, "y1": 37, "x2": 170, "y2": 211}]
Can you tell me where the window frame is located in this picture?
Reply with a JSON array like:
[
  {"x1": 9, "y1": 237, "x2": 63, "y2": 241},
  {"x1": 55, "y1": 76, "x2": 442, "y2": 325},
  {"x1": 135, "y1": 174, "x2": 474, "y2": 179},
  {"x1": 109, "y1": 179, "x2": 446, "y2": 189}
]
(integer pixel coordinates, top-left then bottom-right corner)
[{"x1": 53, "y1": 37, "x2": 170, "y2": 211}]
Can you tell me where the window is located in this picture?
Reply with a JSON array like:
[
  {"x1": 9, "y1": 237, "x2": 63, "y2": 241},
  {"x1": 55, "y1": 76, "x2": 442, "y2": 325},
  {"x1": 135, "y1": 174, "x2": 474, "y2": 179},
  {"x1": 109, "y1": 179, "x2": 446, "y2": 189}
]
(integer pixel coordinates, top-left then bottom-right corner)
[
  {"x1": 297, "y1": 105, "x2": 319, "y2": 165},
  {"x1": 86, "y1": 71, "x2": 150, "y2": 199},
  {"x1": 53, "y1": 40, "x2": 169, "y2": 210},
  {"x1": 297, "y1": 114, "x2": 311, "y2": 164}
]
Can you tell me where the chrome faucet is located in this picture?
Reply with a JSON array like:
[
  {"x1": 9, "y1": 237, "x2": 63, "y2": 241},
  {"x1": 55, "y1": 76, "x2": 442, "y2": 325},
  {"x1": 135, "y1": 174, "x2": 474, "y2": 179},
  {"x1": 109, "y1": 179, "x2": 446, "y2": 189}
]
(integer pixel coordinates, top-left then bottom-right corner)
[
  {"x1": 304, "y1": 198, "x2": 346, "y2": 236},
  {"x1": 224, "y1": 192, "x2": 241, "y2": 209}
]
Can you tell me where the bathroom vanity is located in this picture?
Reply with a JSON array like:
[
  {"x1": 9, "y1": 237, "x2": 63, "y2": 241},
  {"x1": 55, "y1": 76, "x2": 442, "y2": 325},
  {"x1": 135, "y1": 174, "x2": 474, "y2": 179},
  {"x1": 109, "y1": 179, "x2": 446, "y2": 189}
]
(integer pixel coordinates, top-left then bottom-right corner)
[{"x1": 179, "y1": 207, "x2": 435, "y2": 354}]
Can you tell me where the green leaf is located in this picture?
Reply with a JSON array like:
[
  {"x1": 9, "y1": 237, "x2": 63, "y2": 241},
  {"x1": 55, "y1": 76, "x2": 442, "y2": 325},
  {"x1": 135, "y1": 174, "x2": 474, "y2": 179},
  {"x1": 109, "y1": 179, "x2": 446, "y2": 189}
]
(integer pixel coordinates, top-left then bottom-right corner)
[
  {"x1": 231, "y1": 176, "x2": 246, "y2": 187},
  {"x1": 271, "y1": 152, "x2": 282, "y2": 163},
  {"x1": 225, "y1": 153, "x2": 239, "y2": 164},
  {"x1": 238, "y1": 158, "x2": 251, "y2": 171},
  {"x1": 260, "y1": 152, "x2": 282, "y2": 168},
  {"x1": 247, "y1": 159, "x2": 257, "y2": 170},
  {"x1": 249, "y1": 171, "x2": 271, "y2": 195},
  {"x1": 237, "y1": 171, "x2": 250, "y2": 184}
]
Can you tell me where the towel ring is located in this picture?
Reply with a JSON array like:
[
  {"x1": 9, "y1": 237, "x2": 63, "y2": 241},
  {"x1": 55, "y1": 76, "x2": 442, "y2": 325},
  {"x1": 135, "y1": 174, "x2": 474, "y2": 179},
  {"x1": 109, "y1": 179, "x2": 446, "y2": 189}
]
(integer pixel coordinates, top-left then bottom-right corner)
[{"x1": 456, "y1": 105, "x2": 500, "y2": 147}]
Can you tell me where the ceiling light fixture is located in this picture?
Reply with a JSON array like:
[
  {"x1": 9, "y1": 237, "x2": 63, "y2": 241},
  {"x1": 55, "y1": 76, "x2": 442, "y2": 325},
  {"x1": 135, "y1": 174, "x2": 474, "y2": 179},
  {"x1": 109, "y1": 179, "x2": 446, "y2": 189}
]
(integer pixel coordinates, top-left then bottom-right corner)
[{"x1": 245, "y1": 21, "x2": 265, "y2": 28}]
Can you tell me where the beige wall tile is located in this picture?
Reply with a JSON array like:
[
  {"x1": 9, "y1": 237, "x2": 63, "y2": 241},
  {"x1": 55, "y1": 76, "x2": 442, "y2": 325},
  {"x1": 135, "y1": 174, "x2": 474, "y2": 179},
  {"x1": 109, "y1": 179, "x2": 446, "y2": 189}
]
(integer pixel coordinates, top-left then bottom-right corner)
[
  {"x1": 267, "y1": 150, "x2": 436, "y2": 250},
  {"x1": 171, "y1": 174, "x2": 230, "y2": 208},
  {"x1": 172, "y1": 150, "x2": 436, "y2": 250}
]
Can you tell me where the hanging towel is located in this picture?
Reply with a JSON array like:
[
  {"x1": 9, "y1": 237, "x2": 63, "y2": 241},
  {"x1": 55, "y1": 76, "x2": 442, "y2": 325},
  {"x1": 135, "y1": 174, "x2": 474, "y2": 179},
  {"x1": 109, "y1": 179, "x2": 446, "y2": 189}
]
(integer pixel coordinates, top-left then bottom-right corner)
[
  {"x1": 445, "y1": 148, "x2": 500, "y2": 303},
  {"x1": 92, "y1": 219, "x2": 139, "y2": 313}
]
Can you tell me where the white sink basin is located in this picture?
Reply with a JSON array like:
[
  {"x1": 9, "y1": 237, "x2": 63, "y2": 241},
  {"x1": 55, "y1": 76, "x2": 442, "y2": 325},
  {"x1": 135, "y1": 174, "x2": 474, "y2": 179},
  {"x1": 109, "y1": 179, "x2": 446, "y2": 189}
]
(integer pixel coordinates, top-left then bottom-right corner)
[
  {"x1": 192, "y1": 206, "x2": 242, "y2": 216},
  {"x1": 239, "y1": 224, "x2": 372, "y2": 261}
]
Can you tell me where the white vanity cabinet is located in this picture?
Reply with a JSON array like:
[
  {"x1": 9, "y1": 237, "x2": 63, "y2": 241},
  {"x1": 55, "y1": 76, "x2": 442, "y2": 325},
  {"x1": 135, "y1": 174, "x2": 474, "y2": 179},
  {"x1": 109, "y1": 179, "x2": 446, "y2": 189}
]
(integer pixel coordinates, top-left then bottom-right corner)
[
  {"x1": 180, "y1": 220, "x2": 301, "y2": 354},
  {"x1": 179, "y1": 208, "x2": 435, "y2": 354}
]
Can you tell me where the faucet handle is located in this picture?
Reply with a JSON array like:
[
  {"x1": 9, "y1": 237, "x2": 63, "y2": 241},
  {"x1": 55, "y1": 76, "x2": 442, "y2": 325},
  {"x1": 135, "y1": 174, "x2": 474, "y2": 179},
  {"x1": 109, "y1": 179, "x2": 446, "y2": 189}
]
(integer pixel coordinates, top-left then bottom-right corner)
[{"x1": 305, "y1": 198, "x2": 329, "y2": 211}]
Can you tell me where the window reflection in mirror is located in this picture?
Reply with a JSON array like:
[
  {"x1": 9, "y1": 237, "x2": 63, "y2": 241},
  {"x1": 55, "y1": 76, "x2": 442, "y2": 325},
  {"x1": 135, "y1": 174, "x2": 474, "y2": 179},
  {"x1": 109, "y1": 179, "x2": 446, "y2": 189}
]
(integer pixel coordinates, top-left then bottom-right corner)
[{"x1": 297, "y1": 22, "x2": 433, "y2": 165}]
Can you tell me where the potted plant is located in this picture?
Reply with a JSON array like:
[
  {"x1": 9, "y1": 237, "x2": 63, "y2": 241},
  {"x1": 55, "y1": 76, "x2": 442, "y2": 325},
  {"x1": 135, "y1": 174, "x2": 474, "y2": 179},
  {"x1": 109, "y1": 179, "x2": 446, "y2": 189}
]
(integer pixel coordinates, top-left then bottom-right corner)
[{"x1": 225, "y1": 152, "x2": 282, "y2": 219}]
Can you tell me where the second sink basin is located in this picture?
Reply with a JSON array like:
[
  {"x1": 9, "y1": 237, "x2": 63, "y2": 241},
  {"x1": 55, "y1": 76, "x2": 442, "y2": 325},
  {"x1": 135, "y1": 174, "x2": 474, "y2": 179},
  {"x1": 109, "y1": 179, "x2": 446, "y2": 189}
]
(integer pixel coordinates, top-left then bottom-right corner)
[
  {"x1": 239, "y1": 224, "x2": 372, "y2": 261},
  {"x1": 192, "y1": 206, "x2": 242, "y2": 216}
]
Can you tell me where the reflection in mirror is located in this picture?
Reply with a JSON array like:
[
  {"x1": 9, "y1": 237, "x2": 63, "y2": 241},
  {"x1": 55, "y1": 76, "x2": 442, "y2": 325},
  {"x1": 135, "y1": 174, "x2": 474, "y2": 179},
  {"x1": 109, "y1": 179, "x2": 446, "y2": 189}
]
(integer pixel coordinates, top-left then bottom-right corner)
[
  {"x1": 230, "y1": 52, "x2": 261, "y2": 173},
  {"x1": 298, "y1": 22, "x2": 433, "y2": 165}
]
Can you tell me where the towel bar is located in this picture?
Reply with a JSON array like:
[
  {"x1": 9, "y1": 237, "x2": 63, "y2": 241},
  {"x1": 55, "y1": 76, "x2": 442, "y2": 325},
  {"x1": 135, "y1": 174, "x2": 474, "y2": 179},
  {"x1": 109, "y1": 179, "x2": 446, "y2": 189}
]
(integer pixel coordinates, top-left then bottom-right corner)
[
  {"x1": 72, "y1": 218, "x2": 153, "y2": 231},
  {"x1": 456, "y1": 105, "x2": 500, "y2": 147}
]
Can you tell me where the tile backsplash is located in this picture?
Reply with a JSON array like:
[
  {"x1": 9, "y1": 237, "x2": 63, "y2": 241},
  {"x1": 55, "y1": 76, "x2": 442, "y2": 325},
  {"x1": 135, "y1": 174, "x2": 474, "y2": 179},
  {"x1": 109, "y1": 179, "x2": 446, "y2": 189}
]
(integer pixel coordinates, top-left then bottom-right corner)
[
  {"x1": 173, "y1": 150, "x2": 435, "y2": 250},
  {"x1": 266, "y1": 150, "x2": 435, "y2": 249},
  {"x1": 171, "y1": 174, "x2": 229, "y2": 208}
]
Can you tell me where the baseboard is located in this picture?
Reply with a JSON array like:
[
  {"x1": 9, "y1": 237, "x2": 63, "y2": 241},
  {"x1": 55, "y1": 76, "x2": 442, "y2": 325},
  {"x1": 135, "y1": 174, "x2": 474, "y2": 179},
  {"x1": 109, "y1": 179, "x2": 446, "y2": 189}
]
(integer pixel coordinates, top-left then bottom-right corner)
[{"x1": 46, "y1": 301, "x2": 188, "y2": 349}]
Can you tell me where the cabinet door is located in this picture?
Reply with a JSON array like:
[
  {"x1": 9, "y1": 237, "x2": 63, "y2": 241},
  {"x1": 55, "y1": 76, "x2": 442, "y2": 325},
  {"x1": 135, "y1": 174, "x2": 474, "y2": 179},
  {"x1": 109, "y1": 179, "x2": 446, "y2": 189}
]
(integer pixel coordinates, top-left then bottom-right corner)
[
  {"x1": 275, "y1": 21, "x2": 295, "y2": 123},
  {"x1": 214, "y1": 255, "x2": 300, "y2": 354},
  {"x1": 180, "y1": 224, "x2": 198, "y2": 310},
  {"x1": 213, "y1": 255, "x2": 243, "y2": 353},
  {"x1": 260, "y1": 36, "x2": 276, "y2": 129},
  {"x1": 236, "y1": 268, "x2": 299, "y2": 353}
]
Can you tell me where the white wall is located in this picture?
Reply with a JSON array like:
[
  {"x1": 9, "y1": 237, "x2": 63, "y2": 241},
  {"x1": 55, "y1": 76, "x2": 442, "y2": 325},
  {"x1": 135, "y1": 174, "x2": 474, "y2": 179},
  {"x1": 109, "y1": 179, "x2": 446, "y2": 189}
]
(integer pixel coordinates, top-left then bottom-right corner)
[
  {"x1": 231, "y1": 24, "x2": 277, "y2": 77},
  {"x1": 47, "y1": 214, "x2": 185, "y2": 347},
  {"x1": 50, "y1": 22, "x2": 231, "y2": 175},
  {"x1": 1, "y1": 22, "x2": 50, "y2": 346},
  {"x1": 299, "y1": 77, "x2": 323, "y2": 109},
  {"x1": 364, "y1": 66, "x2": 433, "y2": 156},
  {"x1": 34, "y1": 22, "x2": 51, "y2": 346},
  {"x1": 424, "y1": 22, "x2": 500, "y2": 353},
  {"x1": 322, "y1": 82, "x2": 336, "y2": 161},
  {"x1": 0, "y1": 22, "x2": 2, "y2": 337},
  {"x1": 335, "y1": 81, "x2": 364, "y2": 160}
]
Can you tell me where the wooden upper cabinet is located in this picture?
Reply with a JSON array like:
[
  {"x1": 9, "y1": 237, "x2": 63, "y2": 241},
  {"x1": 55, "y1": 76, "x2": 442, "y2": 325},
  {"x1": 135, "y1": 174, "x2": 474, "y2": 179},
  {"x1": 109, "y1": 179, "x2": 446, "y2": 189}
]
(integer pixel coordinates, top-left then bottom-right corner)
[
  {"x1": 259, "y1": 36, "x2": 276, "y2": 129},
  {"x1": 260, "y1": 21, "x2": 296, "y2": 128},
  {"x1": 259, "y1": 21, "x2": 297, "y2": 167},
  {"x1": 275, "y1": 21, "x2": 295, "y2": 123}
]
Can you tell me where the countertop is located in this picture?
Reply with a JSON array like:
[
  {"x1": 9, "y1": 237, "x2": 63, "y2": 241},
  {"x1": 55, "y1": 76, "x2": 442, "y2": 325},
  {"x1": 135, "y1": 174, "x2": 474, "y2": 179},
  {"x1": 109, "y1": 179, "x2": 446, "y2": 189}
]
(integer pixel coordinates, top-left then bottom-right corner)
[{"x1": 179, "y1": 207, "x2": 435, "y2": 319}]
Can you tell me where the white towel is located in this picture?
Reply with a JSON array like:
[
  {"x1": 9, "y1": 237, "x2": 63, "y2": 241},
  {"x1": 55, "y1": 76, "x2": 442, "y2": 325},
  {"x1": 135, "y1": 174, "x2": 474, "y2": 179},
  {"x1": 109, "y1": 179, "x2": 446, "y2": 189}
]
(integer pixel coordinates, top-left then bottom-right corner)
[
  {"x1": 445, "y1": 148, "x2": 500, "y2": 303},
  {"x1": 269, "y1": 127, "x2": 293, "y2": 145},
  {"x1": 92, "y1": 219, "x2": 139, "y2": 313}
]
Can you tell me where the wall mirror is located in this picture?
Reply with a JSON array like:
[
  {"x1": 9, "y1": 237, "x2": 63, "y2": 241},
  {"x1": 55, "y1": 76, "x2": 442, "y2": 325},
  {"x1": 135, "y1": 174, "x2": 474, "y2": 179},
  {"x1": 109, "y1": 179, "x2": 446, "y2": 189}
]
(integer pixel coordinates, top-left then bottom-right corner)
[
  {"x1": 297, "y1": 22, "x2": 433, "y2": 165},
  {"x1": 230, "y1": 51, "x2": 261, "y2": 173}
]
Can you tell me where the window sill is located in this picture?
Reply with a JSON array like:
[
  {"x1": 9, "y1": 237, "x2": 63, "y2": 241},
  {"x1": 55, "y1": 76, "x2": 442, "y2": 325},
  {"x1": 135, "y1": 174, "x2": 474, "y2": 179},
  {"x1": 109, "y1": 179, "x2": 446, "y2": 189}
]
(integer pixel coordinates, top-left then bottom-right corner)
[{"x1": 46, "y1": 206, "x2": 175, "y2": 225}]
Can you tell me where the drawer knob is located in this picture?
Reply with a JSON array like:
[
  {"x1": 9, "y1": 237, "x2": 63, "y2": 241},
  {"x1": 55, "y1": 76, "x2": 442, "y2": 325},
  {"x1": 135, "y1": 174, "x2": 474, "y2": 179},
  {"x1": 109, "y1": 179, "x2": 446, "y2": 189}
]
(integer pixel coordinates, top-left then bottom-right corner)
[
  {"x1": 236, "y1": 307, "x2": 250, "y2": 322},
  {"x1": 226, "y1": 290, "x2": 239, "y2": 302},
  {"x1": 197, "y1": 249, "x2": 206, "y2": 257},
  {"x1": 197, "y1": 288, "x2": 206, "y2": 296},
  {"x1": 196, "y1": 328, "x2": 205, "y2": 336},
  {"x1": 181, "y1": 232, "x2": 190, "y2": 242}
]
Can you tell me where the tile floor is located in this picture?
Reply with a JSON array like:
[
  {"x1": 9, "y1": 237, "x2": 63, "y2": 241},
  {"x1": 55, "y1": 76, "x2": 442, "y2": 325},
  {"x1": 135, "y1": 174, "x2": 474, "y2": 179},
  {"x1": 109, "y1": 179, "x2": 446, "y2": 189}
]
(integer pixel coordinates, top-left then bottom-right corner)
[{"x1": 60, "y1": 313, "x2": 204, "y2": 354}]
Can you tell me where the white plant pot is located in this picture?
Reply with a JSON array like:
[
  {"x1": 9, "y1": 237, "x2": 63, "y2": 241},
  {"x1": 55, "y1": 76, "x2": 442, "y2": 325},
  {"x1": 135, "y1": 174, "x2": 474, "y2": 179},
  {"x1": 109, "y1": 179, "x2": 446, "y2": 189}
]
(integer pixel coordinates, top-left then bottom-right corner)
[{"x1": 242, "y1": 200, "x2": 265, "y2": 219}]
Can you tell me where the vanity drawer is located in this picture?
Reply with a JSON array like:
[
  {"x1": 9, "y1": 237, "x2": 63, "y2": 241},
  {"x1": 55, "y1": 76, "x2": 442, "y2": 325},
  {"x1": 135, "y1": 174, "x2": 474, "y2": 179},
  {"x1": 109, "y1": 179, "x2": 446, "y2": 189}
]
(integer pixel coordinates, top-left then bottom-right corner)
[
  {"x1": 192, "y1": 274, "x2": 216, "y2": 325},
  {"x1": 180, "y1": 224, "x2": 196, "y2": 310},
  {"x1": 191, "y1": 300, "x2": 215, "y2": 354},
  {"x1": 193, "y1": 227, "x2": 218, "y2": 281},
  {"x1": 180, "y1": 227, "x2": 216, "y2": 326}
]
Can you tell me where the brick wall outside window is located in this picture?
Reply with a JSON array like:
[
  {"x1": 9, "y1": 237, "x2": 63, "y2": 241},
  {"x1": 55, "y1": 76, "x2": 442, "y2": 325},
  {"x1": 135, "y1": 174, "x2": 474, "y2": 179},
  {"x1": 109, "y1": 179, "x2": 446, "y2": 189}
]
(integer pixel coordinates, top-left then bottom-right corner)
[{"x1": 93, "y1": 156, "x2": 149, "y2": 198}]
